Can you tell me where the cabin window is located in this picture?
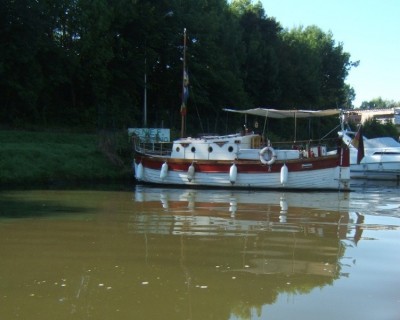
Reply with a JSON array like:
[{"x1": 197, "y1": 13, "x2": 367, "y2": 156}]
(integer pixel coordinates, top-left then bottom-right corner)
[
  {"x1": 208, "y1": 146, "x2": 213, "y2": 153},
  {"x1": 176, "y1": 147, "x2": 180, "y2": 152},
  {"x1": 191, "y1": 147, "x2": 196, "y2": 153},
  {"x1": 228, "y1": 146, "x2": 234, "y2": 152}
]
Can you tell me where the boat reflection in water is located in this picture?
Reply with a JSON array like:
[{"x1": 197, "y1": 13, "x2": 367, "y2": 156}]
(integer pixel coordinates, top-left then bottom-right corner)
[{"x1": 131, "y1": 186, "x2": 362, "y2": 319}]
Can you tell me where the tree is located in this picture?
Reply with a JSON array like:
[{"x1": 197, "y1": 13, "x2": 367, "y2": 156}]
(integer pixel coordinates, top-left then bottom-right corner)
[
  {"x1": 0, "y1": 0, "x2": 48, "y2": 125},
  {"x1": 0, "y1": 0, "x2": 358, "y2": 137},
  {"x1": 360, "y1": 97, "x2": 400, "y2": 109},
  {"x1": 362, "y1": 118, "x2": 399, "y2": 139},
  {"x1": 343, "y1": 84, "x2": 356, "y2": 109},
  {"x1": 278, "y1": 26, "x2": 357, "y2": 108},
  {"x1": 230, "y1": 0, "x2": 282, "y2": 106}
]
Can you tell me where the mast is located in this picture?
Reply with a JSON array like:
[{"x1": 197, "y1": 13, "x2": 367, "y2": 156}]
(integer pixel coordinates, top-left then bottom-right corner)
[
  {"x1": 143, "y1": 47, "x2": 147, "y2": 128},
  {"x1": 180, "y1": 28, "x2": 188, "y2": 138}
]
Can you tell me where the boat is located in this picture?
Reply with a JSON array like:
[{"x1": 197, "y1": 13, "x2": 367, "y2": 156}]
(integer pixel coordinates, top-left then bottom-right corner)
[
  {"x1": 131, "y1": 29, "x2": 350, "y2": 191},
  {"x1": 339, "y1": 125, "x2": 400, "y2": 180},
  {"x1": 132, "y1": 107, "x2": 350, "y2": 190},
  {"x1": 131, "y1": 110, "x2": 351, "y2": 191}
]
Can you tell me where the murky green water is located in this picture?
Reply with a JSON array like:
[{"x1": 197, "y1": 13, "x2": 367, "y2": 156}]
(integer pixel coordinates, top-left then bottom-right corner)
[{"x1": 0, "y1": 184, "x2": 399, "y2": 320}]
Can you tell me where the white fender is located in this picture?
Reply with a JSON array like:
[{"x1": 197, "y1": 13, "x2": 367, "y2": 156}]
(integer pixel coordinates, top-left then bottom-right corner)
[
  {"x1": 229, "y1": 163, "x2": 237, "y2": 185},
  {"x1": 280, "y1": 164, "x2": 288, "y2": 185},
  {"x1": 187, "y1": 163, "x2": 195, "y2": 182},
  {"x1": 160, "y1": 162, "x2": 168, "y2": 180},
  {"x1": 259, "y1": 146, "x2": 277, "y2": 165},
  {"x1": 136, "y1": 162, "x2": 144, "y2": 180}
]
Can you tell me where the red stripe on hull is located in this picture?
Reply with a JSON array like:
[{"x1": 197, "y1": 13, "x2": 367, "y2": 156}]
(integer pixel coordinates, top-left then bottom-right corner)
[{"x1": 135, "y1": 147, "x2": 349, "y2": 174}]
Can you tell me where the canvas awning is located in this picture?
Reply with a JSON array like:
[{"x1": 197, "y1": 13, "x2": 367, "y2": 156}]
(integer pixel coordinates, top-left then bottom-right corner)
[{"x1": 223, "y1": 108, "x2": 340, "y2": 119}]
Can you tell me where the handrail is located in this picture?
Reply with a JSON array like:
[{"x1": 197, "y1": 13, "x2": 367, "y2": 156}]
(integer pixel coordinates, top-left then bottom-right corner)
[
  {"x1": 132, "y1": 135, "x2": 339, "y2": 157},
  {"x1": 133, "y1": 137, "x2": 173, "y2": 156}
]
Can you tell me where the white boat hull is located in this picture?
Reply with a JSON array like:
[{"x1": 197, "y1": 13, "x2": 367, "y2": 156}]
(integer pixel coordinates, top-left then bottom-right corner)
[
  {"x1": 134, "y1": 161, "x2": 350, "y2": 190},
  {"x1": 350, "y1": 161, "x2": 400, "y2": 180},
  {"x1": 347, "y1": 139, "x2": 400, "y2": 180},
  {"x1": 339, "y1": 131, "x2": 400, "y2": 181}
]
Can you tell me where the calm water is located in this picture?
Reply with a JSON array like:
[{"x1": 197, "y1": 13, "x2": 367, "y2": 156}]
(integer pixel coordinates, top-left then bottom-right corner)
[{"x1": 0, "y1": 182, "x2": 399, "y2": 320}]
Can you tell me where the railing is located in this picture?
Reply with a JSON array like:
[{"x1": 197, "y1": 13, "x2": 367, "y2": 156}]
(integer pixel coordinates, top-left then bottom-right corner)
[
  {"x1": 270, "y1": 137, "x2": 339, "y2": 150},
  {"x1": 132, "y1": 135, "x2": 340, "y2": 159},
  {"x1": 132, "y1": 137, "x2": 173, "y2": 157}
]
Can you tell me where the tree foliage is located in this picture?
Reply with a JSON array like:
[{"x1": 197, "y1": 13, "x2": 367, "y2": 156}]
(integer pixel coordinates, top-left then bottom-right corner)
[
  {"x1": 278, "y1": 26, "x2": 357, "y2": 109},
  {"x1": 362, "y1": 118, "x2": 398, "y2": 139},
  {"x1": 0, "y1": 0, "x2": 359, "y2": 135},
  {"x1": 360, "y1": 97, "x2": 400, "y2": 110}
]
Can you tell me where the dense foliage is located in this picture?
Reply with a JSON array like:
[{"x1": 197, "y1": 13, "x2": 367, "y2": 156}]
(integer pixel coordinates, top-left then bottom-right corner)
[
  {"x1": 359, "y1": 97, "x2": 400, "y2": 110},
  {"x1": 1, "y1": 0, "x2": 358, "y2": 136},
  {"x1": 348, "y1": 118, "x2": 399, "y2": 139}
]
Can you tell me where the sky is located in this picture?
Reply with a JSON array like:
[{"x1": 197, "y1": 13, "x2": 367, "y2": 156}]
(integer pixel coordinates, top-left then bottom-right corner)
[{"x1": 260, "y1": 0, "x2": 400, "y2": 107}]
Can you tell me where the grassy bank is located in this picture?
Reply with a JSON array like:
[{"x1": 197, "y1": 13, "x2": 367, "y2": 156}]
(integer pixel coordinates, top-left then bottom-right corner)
[{"x1": 0, "y1": 130, "x2": 133, "y2": 188}]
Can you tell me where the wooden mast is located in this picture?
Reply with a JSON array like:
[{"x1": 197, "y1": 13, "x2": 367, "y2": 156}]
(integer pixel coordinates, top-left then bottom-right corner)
[{"x1": 180, "y1": 28, "x2": 188, "y2": 138}]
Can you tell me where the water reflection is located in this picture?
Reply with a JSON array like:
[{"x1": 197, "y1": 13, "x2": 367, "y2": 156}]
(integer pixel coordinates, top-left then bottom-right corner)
[
  {"x1": 130, "y1": 186, "x2": 362, "y2": 319},
  {"x1": 134, "y1": 185, "x2": 356, "y2": 239},
  {"x1": 0, "y1": 187, "x2": 398, "y2": 320}
]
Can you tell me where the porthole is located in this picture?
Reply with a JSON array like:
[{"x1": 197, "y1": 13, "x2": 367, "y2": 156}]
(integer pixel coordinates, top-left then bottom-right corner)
[
  {"x1": 191, "y1": 147, "x2": 196, "y2": 153},
  {"x1": 228, "y1": 146, "x2": 234, "y2": 152},
  {"x1": 208, "y1": 146, "x2": 213, "y2": 153},
  {"x1": 176, "y1": 147, "x2": 180, "y2": 152}
]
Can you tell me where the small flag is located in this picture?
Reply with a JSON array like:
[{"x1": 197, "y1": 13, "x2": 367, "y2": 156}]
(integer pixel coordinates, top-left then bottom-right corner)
[{"x1": 183, "y1": 69, "x2": 189, "y2": 103}]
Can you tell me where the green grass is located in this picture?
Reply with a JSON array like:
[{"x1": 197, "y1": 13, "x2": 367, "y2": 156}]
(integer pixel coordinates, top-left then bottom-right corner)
[{"x1": 0, "y1": 130, "x2": 132, "y2": 187}]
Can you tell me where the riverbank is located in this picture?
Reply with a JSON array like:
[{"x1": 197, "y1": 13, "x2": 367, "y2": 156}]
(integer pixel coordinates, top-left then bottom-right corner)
[{"x1": 0, "y1": 130, "x2": 133, "y2": 188}]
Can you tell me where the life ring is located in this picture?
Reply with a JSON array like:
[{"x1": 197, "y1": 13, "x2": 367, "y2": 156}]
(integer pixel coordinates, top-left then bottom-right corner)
[{"x1": 259, "y1": 146, "x2": 277, "y2": 165}]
